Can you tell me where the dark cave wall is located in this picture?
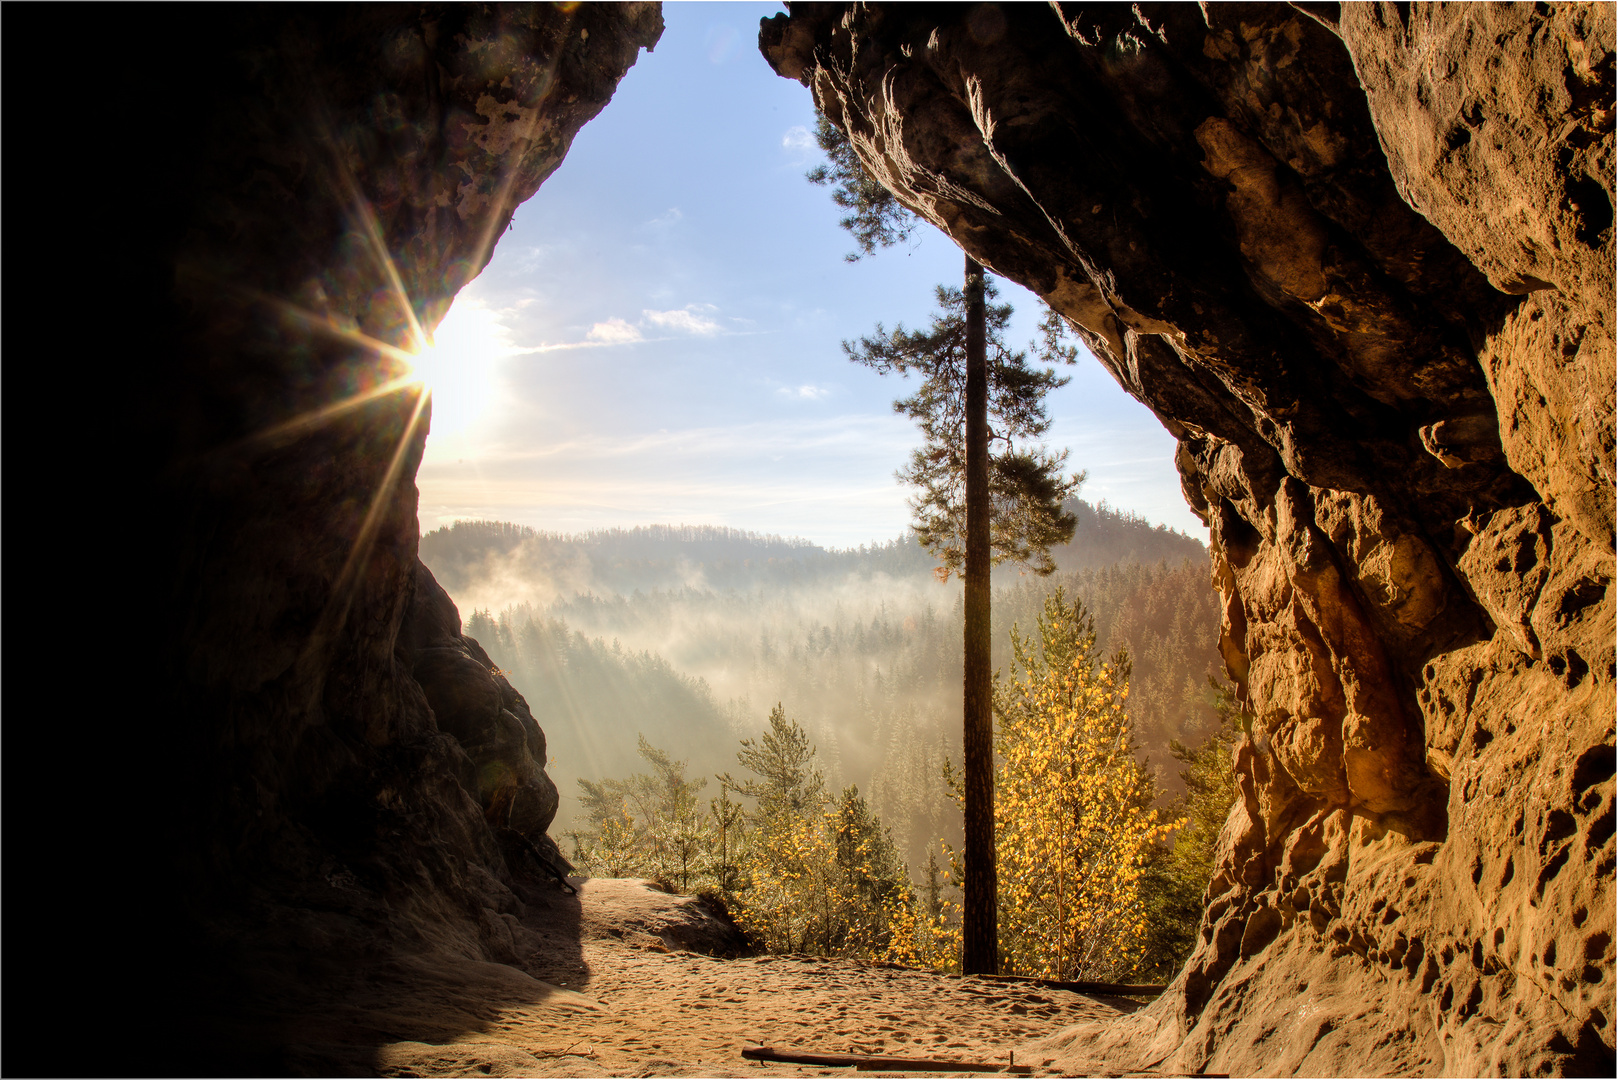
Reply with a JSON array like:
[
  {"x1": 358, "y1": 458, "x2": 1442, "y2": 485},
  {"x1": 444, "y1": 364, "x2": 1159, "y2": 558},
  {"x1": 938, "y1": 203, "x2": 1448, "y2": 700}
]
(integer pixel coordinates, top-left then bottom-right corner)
[
  {"x1": 9, "y1": 4, "x2": 659, "y2": 1071},
  {"x1": 761, "y1": 3, "x2": 1613, "y2": 1074},
  {"x1": 162, "y1": 0, "x2": 662, "y2": 944}
]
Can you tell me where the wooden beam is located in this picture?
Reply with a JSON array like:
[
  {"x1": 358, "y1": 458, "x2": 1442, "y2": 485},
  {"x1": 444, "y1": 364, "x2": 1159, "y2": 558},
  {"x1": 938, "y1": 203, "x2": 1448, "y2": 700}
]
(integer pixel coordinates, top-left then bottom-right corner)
[
  {"x1": 741, "y1": 1045, "x2": 1031, "y2": 1072},
  {"x1": 966, "y1": 973, "x2": 1168, "y2": 996}
]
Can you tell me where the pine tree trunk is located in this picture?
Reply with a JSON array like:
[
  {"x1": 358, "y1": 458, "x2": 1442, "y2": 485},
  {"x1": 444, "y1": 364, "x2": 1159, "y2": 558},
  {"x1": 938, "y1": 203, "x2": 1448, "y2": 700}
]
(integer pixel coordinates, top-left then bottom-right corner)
[{"x1": 961, "y1": 253, "x2": 998, "y2": 975}]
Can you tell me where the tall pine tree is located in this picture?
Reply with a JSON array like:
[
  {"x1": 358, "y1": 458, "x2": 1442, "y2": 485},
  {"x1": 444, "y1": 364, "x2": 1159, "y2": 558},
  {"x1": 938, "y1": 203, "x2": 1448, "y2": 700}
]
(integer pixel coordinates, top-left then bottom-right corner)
[{"x1": 809, "y1": 111, "x2": 1082, "y2": 974}]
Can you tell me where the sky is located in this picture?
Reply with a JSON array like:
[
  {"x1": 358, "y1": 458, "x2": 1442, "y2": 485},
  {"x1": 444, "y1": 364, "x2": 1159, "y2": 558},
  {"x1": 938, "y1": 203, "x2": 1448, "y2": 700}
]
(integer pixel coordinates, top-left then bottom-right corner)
[{"x1": 412, "y1": 1, "x2": 1206, "y2": 549}]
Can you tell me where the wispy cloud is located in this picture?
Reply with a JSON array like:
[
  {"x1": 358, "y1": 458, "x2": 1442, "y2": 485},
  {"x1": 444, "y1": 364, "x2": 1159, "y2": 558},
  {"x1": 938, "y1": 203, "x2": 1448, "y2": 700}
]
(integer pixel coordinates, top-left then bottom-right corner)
[
  {"x1": 643, "y1": 304, "x2": 722, "y2": 336},
  {"x1": 782, "y1": 125, "x2": 814, "y2": 153},
  {"x1": 644, "y1": 207, "x2": 683, "y2": 231},
  {"x1": 778, "y1": 383, "x2": 832, "y2": 400},
  {"x1": 473, "y1": 414, "x2": 914, "y2": 464},
  {"x1": 586, "y1": 317, "x2": 644, "y2": 344},
  {"x1": 481, "y1": 297, "x2": 776, "y2": 356}
]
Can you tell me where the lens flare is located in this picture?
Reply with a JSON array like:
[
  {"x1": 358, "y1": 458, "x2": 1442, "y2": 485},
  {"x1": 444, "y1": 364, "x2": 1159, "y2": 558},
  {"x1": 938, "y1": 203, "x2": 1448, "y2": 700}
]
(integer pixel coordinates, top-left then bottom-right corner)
[{"x1": 407, "y1": 297, "x2": 512, "y2": 440}]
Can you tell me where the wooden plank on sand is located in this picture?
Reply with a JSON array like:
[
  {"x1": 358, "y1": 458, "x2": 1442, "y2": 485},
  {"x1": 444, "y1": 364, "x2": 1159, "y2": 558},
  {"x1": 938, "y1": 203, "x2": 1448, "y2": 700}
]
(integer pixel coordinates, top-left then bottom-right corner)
[
  {"x1": 968, "y1": 973, "x2": 1167, "y2": 996},
  {"x1": 741, "y1": 1045, "x2": 1032, "y2": 1072}
]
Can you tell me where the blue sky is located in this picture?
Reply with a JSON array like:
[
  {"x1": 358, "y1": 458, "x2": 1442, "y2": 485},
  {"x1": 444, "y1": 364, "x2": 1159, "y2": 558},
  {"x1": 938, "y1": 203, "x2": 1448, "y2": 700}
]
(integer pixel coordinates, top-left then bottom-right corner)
[{"x1": 414, "y1": 1, "x2": 1205, "y2": 548}]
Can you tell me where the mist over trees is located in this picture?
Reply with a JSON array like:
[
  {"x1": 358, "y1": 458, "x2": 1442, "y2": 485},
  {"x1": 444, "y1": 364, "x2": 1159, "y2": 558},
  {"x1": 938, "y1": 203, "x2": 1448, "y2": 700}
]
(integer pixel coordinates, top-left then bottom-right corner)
[
  {"x1": 420, "y1": 503, "x2": 1203, "y2": 604},
  {"x1": 565, "y1": 709, "x2": 949, "y2": 966},
  {"x1": 424, "y1": 501, "x2": 1237, "y2": 977},
  {"x1": 552, "y1": 620, "x2": 1237, "y2": 979},
  {"x1": 424, "y1": 521, "x2": 937, "y2": 606},
  {"x1": 427, "y1": 500, "x2": 1218, "y2": 863}
]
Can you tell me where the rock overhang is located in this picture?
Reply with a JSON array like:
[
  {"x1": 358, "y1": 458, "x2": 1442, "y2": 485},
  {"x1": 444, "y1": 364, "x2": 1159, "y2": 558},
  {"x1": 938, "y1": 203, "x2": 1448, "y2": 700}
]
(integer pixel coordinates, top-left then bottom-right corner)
[{"x1": 761, "y1": 2, "x2": 1613, "y2": 1074}]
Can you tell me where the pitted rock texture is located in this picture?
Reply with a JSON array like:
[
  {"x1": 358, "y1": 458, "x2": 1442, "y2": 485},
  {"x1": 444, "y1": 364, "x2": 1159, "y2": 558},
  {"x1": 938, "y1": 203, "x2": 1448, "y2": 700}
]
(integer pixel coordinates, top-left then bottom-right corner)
[
  {"x1": 13, "y1": 5, "x2": 658, "y2": 1073},
  {"x1": 764, "y1": 3, "x2": 1613, "y2": 1075}
]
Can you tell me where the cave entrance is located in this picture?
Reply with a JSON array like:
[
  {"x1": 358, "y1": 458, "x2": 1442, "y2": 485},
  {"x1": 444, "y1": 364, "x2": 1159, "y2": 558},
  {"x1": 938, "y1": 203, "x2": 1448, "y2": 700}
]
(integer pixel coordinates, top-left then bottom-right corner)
[
  {"x1": 409, "y1": 1, "x2": 1192, "y2": 551},
  {"x1": 407, "y1": 2, "x2": 1205, "y2": 842}
]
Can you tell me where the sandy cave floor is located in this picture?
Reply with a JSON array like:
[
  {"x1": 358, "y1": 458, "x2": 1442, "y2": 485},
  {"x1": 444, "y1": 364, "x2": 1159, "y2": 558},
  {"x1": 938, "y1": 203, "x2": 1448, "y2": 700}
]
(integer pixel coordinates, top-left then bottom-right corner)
[{"x1": 274, "y1": 876, "x2": 1144, "y2": 1077}]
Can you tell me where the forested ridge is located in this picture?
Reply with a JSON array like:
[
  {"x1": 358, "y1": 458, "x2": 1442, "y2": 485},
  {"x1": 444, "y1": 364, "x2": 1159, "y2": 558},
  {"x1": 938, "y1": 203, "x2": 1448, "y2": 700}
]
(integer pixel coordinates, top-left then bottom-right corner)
[
  {"x1": 426, "y1": 500, "x2": 1233, "y2": 978},
  {"x1": 421, "y1": 499, "x2": 1203, "y2": 598},
  {"x1": 425, "y1": 500, "x2": 1221, "y2": 872}
]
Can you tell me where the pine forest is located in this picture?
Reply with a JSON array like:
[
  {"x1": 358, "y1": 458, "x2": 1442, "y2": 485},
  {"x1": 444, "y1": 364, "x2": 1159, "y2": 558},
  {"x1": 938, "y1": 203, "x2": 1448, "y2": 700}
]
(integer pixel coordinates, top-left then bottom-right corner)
[{"x1": 422, "y1": 499, "x2": 1240, "y2": 979}]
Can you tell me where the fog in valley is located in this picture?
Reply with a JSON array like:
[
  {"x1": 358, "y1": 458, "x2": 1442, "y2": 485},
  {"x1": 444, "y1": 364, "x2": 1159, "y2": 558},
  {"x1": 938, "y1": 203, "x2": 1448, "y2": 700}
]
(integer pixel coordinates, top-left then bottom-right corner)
[{"x1": 420, "y1": 500, "x2": 1222, "y2": 872}]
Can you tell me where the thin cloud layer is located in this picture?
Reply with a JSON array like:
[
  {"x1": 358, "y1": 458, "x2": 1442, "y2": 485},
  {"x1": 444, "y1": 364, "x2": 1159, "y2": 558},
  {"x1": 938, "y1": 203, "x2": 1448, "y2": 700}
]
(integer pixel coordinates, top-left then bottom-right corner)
[
  {"x1": 778, "y1": 383, "x2": 831, "y2": 400},
  {"x1": 782, "y1": 125, "x2": 814, "y2": 153},
  {"x1": 644, "y1": 304, "x2": 722, "y2": 336},
  {"x1": 587, "y1": 317, "x2": 644, "y2": 344}
]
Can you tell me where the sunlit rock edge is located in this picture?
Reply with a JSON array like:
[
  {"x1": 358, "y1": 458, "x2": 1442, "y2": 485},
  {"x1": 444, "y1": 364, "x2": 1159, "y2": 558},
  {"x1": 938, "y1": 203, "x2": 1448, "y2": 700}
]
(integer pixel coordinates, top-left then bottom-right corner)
[{"x1": 761, "y1": 3, "x2": 1614, "y2": 1075}]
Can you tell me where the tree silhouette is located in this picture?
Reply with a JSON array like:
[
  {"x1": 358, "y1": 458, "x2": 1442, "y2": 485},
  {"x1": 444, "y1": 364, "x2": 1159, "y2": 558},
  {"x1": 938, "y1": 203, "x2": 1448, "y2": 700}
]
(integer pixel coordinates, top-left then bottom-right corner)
[{"x1": 810, "y1": 113, "x2": 1082, "y2": 974}]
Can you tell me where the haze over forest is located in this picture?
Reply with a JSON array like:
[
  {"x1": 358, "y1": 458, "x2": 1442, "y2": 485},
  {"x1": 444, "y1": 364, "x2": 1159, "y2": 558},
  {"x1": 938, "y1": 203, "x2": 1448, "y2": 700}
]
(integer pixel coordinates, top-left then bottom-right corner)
[{"x1": 421, "y1": 499, "x2": 1222, "y2": 870}]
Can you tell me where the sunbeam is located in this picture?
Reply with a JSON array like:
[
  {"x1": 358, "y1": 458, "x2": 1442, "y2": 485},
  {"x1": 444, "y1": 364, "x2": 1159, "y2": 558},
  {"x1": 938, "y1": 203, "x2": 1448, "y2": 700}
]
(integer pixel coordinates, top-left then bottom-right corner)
[
  {"x1": 204, "y1": 293, "x2": 426, "y2": 462},
  {"x1": 297, "y1": 379, "x2": 431, "y2": 683}
]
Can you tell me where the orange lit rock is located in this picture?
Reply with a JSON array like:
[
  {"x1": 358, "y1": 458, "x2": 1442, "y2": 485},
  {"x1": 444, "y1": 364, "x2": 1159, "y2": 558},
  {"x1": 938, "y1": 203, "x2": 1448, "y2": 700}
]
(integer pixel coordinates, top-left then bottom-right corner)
[{"x1": 764, "y1": 2, "x2": 1612, "y2": 1073}]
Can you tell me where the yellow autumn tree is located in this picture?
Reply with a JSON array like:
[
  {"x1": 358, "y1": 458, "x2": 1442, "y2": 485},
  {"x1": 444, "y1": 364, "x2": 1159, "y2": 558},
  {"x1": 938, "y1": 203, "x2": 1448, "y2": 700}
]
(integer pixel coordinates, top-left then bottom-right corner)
[
  {"x1": 994, "y1": 587, "x2": 1177, "y2": 981},
  {"x1": 732, "y1": 799, "x2": 839, "y2": 953},
  {"x1": 727, "y1": 705, "x2": 917, "y2": 960},
  {"x1": 882, "y1": 843, "x2": 963, "y2": 971}
]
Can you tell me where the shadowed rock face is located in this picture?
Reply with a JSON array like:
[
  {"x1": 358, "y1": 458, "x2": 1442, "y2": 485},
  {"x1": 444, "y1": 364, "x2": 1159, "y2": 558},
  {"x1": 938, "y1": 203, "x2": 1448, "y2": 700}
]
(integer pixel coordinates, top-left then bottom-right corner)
[
  {"x1": 12, "y1": 5, "x2": 658, "y2": 1072},
  {"x1": 158, "y1": 0, "x2": 663, "y2": 935},
  {"x1": 763, "y1": 3, "x2": 1612, "y2": 1074}
]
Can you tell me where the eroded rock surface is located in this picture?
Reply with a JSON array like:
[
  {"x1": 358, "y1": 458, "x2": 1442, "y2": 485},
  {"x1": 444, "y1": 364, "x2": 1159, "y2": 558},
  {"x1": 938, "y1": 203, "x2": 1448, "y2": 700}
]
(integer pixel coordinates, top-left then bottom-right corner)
[
  {"x1": 403, "y1": 560, "x2": 563, "y2": 845},
  {"x1": 763, "y1": 3, "x2": 1613, "y2": 1075}
]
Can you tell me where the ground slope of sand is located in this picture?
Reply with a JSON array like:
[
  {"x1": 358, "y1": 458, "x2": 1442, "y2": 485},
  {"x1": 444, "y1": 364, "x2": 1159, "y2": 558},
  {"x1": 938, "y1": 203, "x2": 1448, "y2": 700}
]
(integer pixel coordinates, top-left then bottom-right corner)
[{"x1": 272, "y1": 877, "x2": 1142, "y2": 1077}]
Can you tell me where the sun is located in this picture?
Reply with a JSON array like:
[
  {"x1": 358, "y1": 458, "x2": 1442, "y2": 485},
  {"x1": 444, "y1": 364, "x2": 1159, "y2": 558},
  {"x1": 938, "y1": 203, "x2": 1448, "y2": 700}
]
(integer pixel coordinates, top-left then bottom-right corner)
[{"x1": 409, "y1": 296, "x2": 511, "y2": 441}]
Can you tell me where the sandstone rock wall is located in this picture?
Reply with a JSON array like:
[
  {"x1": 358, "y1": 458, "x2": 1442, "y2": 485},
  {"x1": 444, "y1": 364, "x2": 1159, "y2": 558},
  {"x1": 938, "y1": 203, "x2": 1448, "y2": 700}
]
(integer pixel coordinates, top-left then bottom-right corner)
[
  {"x1": 11, "y1": 6, "x2": 658, "y2": 1071},
  {"x1": 162, "y1": 0, "x2": 661, "y2": 947},
  {"x1": 762, "y1": 4, "x2": 1613, "y2": 1074}
]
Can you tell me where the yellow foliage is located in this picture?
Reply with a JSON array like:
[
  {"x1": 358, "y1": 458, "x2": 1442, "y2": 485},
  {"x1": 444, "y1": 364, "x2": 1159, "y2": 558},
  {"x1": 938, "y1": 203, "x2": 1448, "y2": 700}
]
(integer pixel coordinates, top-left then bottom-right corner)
[
  {"x1": 731, "y1": 806, "x2": 838, "y2": 953},
  {"x1": 730, "y1": 780, "x2": 918, "y2": 962},
  {"x1": 993, "y1": 588, "x2": 1180, "y2": 981}
]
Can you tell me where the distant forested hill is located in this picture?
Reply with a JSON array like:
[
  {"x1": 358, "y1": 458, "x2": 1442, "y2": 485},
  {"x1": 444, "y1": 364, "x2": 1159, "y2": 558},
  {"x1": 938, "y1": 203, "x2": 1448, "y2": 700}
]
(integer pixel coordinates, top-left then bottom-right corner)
[
  {"x1": 419, "y1": 520, "x2": 937, "y2": 599},
  {"x1": 420, "y1": 500, "x2": 1203, "y2": 598},
  {"x1": 1050, "y1": 499, "x2": 1207, "y2": 571},
  {"x1": 421, "y1": 501, "x2": 1221, "y2": 866}
]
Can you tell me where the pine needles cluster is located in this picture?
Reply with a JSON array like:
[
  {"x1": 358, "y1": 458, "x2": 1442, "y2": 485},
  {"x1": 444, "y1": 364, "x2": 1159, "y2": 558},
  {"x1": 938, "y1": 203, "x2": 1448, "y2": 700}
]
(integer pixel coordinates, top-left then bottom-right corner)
[
  {"x1": 843, "y1": 280, "x2": 1084, "y2": 579},
  {"x1": 805, "y1": 112, "x2": 916, "y2": 261}
]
